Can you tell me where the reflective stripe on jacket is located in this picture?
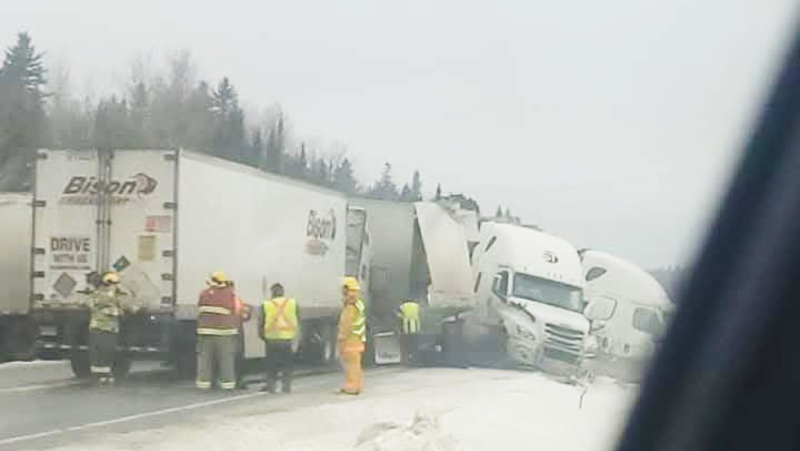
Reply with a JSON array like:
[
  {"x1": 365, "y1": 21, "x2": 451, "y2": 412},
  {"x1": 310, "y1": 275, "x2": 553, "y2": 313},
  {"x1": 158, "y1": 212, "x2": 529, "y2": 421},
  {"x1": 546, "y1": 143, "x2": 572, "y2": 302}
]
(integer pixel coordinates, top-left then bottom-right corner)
[
  {"x1": 197, "y1": 285, "x2": 239, "y2": 335},
  {"x1": 262, "y1": 297, "x2": 299, "y2": 340},
  {"x1": 88, "y1": 287, "x2": 125, "y2": 333},
  {"x1": 352, "y1": 299, "x2": 367, "y2": 342},
  {"x1": 339, "y1": 299, "x2": 367, "y2": 342},
  {"x1": 400, "y1": 301, "x2": 421, "y2": 334}
]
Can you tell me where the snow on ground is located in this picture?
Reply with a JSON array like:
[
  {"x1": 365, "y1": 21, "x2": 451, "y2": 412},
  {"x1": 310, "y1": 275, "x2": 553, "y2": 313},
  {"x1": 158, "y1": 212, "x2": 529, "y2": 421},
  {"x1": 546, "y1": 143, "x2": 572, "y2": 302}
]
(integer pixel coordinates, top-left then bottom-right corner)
[
  {"x1": 34, "y1": 368, "x2": 639, "y2": 451},
  {"x1": 0, "y1": 360, "x2": 66, "y2": 369}
]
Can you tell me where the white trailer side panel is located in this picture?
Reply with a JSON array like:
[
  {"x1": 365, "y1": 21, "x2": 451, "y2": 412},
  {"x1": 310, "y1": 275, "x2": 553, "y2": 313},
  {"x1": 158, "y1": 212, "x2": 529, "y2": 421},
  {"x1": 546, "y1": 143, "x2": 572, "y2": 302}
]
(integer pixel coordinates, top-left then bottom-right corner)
[
  {"x1": 175, "y1": 152, "x2": 347, "y2": 358},
  {"x1": 413, "y1": 201, "x2": 473, "y2": 308},
  {"x1": 0, "y1": 193, "x2": 33, "y2": 314}
]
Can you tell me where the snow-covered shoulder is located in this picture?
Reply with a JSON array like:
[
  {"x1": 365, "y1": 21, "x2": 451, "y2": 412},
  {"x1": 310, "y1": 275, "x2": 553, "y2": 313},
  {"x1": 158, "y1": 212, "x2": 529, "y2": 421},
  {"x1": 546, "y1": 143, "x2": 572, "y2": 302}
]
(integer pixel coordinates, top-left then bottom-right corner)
[{"x1": 32, "y1": 368, "x2": 638, "y2": 451}]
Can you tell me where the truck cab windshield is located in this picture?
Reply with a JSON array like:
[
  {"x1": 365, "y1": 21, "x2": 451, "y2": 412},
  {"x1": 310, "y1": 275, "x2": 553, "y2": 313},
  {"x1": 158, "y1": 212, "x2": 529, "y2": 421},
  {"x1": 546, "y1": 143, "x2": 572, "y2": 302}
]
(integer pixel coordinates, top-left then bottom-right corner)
[{"x1": 512, "y1": 273, "x2": 583, "y2": 312}]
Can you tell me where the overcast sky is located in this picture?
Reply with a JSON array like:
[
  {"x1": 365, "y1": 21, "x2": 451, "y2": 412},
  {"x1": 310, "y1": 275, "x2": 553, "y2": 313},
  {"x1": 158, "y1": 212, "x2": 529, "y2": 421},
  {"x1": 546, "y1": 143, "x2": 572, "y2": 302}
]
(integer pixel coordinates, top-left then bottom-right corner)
[{"x1": 2, "y1": 0, "x2": 796, "y2": 268}]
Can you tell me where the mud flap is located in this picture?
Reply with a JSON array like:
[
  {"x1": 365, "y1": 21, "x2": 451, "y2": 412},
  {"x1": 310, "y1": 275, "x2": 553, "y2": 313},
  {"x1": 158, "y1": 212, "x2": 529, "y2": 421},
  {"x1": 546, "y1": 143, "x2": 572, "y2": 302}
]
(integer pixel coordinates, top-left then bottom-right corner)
[{"x1": 373, "y1": 331, "x2": 402, "y2": 365}]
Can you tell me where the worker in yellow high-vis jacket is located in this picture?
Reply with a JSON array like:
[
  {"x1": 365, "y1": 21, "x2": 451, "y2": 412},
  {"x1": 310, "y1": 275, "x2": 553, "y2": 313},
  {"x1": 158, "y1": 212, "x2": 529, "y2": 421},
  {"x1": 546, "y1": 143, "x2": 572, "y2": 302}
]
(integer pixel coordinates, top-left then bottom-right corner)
[
  {"x1": 259, "y1": 283, "x2": 300, "y2": 393},
  {"x1": 337, "y1": 277, "x2": 366, "y2": 395},
  {"x1": 398, "y1": 300, "x2": 422, "y2": 366}
]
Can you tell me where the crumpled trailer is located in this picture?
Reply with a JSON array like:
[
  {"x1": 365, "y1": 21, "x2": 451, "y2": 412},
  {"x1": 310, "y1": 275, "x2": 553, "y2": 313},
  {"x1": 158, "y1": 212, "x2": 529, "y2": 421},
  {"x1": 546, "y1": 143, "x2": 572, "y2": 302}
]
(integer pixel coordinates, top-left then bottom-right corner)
[{"x1": 350, "y1": 198, "x2": 476, "y2": 365}]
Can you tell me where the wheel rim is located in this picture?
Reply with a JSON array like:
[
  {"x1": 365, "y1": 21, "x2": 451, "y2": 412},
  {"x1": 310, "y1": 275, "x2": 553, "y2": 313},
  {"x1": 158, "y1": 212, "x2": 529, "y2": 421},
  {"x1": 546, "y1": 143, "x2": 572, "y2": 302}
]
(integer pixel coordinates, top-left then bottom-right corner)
[{"x1": 323, "y1": 337, "x2": 334, "y2": 362}]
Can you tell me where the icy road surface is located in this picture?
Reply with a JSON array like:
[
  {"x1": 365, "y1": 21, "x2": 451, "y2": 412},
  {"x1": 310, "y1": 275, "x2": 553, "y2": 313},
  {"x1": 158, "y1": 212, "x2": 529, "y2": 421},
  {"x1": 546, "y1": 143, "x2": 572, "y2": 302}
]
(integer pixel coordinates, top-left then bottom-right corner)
[{"x1": 25, "y1": 368, "x2": 638, "y2": 451}]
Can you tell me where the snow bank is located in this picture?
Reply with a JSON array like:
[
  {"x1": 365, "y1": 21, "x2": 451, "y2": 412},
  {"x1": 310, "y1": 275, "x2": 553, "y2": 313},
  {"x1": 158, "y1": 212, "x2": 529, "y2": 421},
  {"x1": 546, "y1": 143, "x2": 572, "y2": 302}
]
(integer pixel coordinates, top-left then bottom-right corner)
[
  {"x1": 354, "y1": 410, "x2": 463, "y2": 451},
  {"x1": 0, "y1": 360, "x2": 65, "y2": 370},
  {"x1": 30, "y1": 368, "x2": 638, "y2": 451}
]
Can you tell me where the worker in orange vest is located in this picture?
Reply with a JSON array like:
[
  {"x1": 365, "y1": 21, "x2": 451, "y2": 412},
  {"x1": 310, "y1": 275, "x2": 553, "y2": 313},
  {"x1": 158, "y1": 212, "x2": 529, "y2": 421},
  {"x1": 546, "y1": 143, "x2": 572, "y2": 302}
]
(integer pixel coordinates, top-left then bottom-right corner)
[{"x1": 337, "y1": 277, "x2": 367, "y2": 395}]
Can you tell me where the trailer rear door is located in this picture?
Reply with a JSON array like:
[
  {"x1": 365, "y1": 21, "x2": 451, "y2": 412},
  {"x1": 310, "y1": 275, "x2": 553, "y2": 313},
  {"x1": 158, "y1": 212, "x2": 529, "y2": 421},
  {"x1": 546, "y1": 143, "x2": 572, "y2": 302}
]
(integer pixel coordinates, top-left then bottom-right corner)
[
  {"x1": 32, "y1": 149, "x2": 177, "y2": 310},
  {"x1": 32, "y1": 150, "x2": 101, "y2": 305}
]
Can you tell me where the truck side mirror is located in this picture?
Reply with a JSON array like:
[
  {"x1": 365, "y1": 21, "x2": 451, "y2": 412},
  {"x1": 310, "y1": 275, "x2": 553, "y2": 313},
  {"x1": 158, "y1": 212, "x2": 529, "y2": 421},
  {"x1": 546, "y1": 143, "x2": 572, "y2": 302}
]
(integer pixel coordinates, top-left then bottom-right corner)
[
  {"x1": 584, "y1": 300, "x2": 598, "y2": 319},
  {"x1": 491, "y1": 273, "x2": 507, "y2": 301}
]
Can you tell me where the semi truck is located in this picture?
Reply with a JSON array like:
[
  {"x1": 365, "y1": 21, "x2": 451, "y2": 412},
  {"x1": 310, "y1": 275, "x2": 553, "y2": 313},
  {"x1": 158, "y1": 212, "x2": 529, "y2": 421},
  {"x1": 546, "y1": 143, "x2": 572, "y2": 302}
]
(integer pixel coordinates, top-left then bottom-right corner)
[
  {"x1": 580, "y1": 249, "x2": 672, "y2": 381},
  {"x1": 31, "y1": 148, "x2": 350, "y2": 379},
  {"x1": 0, "y1": 193, "x2": 37, "y2": 362},
  {"x1": 465, "y1": 222, "x2": 593, "y2": 374}
]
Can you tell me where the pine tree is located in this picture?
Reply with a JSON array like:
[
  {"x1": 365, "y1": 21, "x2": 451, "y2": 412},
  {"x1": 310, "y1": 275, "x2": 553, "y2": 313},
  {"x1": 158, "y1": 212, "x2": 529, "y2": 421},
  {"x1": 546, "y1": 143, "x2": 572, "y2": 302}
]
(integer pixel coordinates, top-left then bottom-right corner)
[
  {"x1": 250, "y1": 129, "x2": 264, "y2": 168},
  {"x1": 265, "y1": 114, "x2": 285, "y2": 174},
  {"x1": 410, "y1": 170, "x2": 422, "y2": 201},
  {"x1": 128, "y1": 81, "x2": 150, "y2": 147},
  {"x1": 0, "y1": 32, "x2": 48, "y2": 191},
  {"x1": 400, "y1": 183, "x2": 412, "y2": 201},
  {"x1": 210, "y1": 77, "x2": 246, "y2": 162},
  {"x1": 495, "y1": 206, "x2": 503, "y2": 218},
  {"x1": 370, "y1": 162, "x2": 398, "y2": 200},
  {"x1": 1, "y1": 32, "x2": 46, "y2": 91},
  {"x1": 434, "y1": 183, "x2": 442, "y2": 200},
  {"x1": 297, "y1": 143, "x2": 308, "y2": 179},
  {"x1": 332, "y1": 157, "x2": 357, "y2": 194}
]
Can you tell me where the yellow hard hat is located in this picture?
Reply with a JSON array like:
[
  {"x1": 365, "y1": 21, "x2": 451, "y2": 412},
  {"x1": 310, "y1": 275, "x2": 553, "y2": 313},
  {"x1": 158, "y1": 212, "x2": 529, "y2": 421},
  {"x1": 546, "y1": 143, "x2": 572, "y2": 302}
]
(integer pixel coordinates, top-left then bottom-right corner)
[
  {"x1": 342, "y1": 276, "x2": 361, "y2": 292},
  {"x1": 102, "y1": 271, "x2": 121, "y2": 284},
  {"x1": 207, "y1": 271, "x2": 229, "y2": 286}
]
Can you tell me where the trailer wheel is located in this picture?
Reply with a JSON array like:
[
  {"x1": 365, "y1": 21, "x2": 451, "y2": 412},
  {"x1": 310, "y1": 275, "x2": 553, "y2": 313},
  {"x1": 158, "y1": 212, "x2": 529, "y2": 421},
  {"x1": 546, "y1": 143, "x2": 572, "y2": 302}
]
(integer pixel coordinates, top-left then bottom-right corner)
[
  {"x1": 113, "y1": 352, "x2": 132, "y2": 380},
  {"x1": 172, "y1": 321, "x2": 197, "y2": 380},
  {"x1": 70, "y1": 351, "x2": 91, "y2": 379},
  {"x1": 68, "y1": 322, "x2": 91, "y2": 379},
  {"x1": 322, "y1": 324, "x2": 337, "y2": 365},
  {"x1": 363, "y1": 325, "x2": 376, "y2": 367},
  {"x1": 4, "y1": 319, "x2": 37, "y2": 362}
]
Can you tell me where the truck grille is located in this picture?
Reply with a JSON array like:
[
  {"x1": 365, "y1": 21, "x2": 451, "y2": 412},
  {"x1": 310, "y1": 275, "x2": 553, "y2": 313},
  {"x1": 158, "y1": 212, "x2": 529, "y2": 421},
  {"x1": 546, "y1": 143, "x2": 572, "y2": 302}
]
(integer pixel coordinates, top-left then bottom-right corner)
[
  {"x1": 543, "y1": 347, "x2": 581, "y2": 365},
  {"x1": 544, "y1": 323, "x2": 585, "y2": 360}
]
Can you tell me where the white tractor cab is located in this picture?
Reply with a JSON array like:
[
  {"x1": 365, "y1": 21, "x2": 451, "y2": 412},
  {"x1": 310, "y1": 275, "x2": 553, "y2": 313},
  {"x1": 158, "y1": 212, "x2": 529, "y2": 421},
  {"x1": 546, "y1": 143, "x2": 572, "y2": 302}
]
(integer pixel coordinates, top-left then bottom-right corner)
[
  {"x1": 579, "y1": 249, "x2": 672, "y2": 380},
  {"x1": 466, "y1": 222, "x2": 592, "y2": 374}
]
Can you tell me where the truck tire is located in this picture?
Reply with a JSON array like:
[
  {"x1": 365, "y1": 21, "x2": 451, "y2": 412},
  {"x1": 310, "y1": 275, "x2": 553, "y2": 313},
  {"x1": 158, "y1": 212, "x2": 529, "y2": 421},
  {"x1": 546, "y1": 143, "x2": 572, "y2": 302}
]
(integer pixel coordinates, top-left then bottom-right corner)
[
  {"x1": 113, "y1": 352, "x2": 132, "y2": 380},
  {"x1": 363, "y1": 325, "x2": 376, "y2": 367},
  {"x1": 70, "y1": 350, "x2": 91, "y2": 379},
  {"x1": 321, "y1": 323, "x2": 337, "y2": 365},
  {"x1": 4, "y1": 319, "x2": 37, "y2": 361},
  {"x1": 172, "y1": 321, "x2": 197, "y2": 380},
  {"x1": 68, "y1": 322, "x2": 91, "y2": 379}
]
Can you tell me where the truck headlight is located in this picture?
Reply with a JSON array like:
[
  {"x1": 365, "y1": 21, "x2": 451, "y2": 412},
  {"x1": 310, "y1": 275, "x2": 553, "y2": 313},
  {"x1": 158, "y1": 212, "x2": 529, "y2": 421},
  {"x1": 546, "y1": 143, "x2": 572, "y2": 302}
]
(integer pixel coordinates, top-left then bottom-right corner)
[
  {"x1": 584, "y1": 336, "x2": 599, "y2": 353},
  {"x1": 516, "y1": 325, "x2": 536, "y2": 342}
]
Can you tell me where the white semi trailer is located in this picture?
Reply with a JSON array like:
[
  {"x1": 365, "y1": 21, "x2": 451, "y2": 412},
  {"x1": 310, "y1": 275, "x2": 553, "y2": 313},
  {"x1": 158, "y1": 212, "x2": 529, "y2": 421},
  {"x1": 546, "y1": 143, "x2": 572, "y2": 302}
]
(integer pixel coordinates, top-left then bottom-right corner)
[
  {"x1": 31, "y1": 149, "x2": 348, "y2": 378},
  {"x1": 0, "y1": 193, "x2": 36, "y2": 361}
]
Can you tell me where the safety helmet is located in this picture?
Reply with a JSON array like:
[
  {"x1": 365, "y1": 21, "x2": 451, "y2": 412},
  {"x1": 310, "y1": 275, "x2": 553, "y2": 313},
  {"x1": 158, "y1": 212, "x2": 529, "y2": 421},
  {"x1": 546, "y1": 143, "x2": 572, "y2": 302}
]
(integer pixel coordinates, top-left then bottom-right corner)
[
  {"x1": 206, "y1": 271, "x2": 229, "y2": 287},
  {"x1": 342, "y1": 276, "x2": 361, "y2": 292},
  {"x1": 102, "y1": 271, "x2": 121, "y2": 285}
]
